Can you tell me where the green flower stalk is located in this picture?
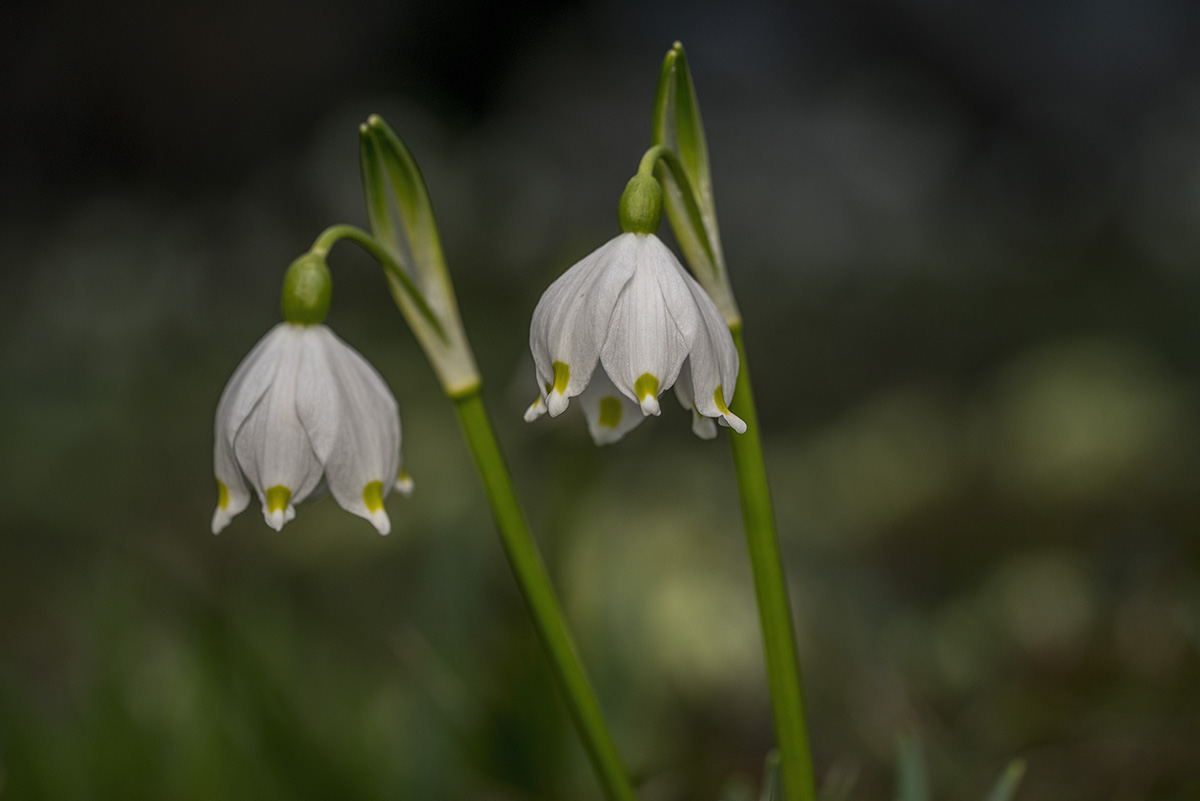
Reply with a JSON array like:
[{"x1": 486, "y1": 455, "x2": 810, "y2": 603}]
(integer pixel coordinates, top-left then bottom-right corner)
[
  {"x1": 353, "y1": 115, "x2": 639, "y2": 801},
  {"x1": 651, "y1": 42, "x2": 817, "y2": 801}
]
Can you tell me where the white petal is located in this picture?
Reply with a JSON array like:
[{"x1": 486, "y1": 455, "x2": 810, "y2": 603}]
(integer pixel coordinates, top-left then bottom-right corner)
[
  {"x1": 693, "y1": 411, "x2": 720, "y2": 438},
  {"x1": 296, "y1": 326, "x2": 401, "y2": 535},
  {"x1": 642, "y1": 235, "x2": 701, "y2": 349},
  {"x1": 211, "y1": 324, "x2": 292, "y2": 533},
  {"x1": 529, "y1": 234, "x2": 638, "y2": 415},
  {"x1": 523, "y1": 393, "x2": 548, "y2": 422},
  {"x1": 233, "y1": 325, "x2": 325, "y2": 529},
  {"x1": 578, "y1": 367, "x2": 646, "y2": 445},
  {"x1": 675, "y1": 265, "x2": 746, "y2": 433},
  {"x1": 212, "y1": 429, "x2": 250, "y2": 534},
  {"x1": 599, "y1": 235, "x2": 690, "y2": 416},
  {"x1": 673, "y1": 359, "x2": 718, "y2": 439}
]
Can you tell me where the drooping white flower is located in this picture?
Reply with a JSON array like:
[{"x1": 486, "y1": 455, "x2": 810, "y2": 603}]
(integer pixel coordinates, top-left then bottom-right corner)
[
  {"x1": 525, "y1": 232, "x2": 745, "y2": 444},
  {"x1": 212, "y1": 322, "x2": 412, "y2": 535}
]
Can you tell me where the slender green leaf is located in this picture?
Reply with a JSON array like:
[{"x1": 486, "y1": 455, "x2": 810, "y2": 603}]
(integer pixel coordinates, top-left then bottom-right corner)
[
  {"x1": 360, "y1": 115, "x2": 446, "y2": 290},
  {"x1": 718, "y1": 776, "x2": 755, "y2": 801},
  {"x1": 759, "y1": 750, "x2": 783, "y2": 801},
  {"x1": 983, "y1": 760, "x2": 1025, "y2": 801},
  {"x1": 652, "y1": 42, "x2": 712, "y2": 214},
  {"x1": 896, "y1": 735, "x2": 930, "y2": 801},
  {"x1": 358, "y1": 126, "x2": 397, "y2": 258},
  {"x1": 356, "y1": 114, "x2": 480, "y2": 393},
  {"x1": 818, "y1": 758, "x2": 860, "y2": 801},
  {"x1": 650, "y1": 42, "x2": 740, "y2": 324},
  {"x1": 651, "y1": 43, "x2": 720, "y2": 277}
]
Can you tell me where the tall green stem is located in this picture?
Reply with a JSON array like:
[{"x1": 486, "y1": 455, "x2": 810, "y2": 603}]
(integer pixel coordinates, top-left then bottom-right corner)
[
  {"x1": 727, "y1": 326, "x2": 816, "y2": 801},
  {"x1": 453, "y1": 389, "x2": 638, "y2": 801}
]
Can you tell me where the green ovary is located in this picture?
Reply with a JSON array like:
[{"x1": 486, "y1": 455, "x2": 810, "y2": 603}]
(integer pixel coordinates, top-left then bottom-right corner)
[{"x1": 598, "y1": 397, "x2": 623, "y2": 428}]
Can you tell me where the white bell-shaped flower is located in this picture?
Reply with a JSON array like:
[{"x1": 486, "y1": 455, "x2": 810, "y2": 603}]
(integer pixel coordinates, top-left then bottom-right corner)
[
  {"x1": 213, "y1": 248, "x2": 413, "y2": 536},
  {"x1": 212, "y1": 322, "x2": 411, "y2": 535},
  {"x1": 525, "y1": 231, "x2": 745, "y2": 444}
]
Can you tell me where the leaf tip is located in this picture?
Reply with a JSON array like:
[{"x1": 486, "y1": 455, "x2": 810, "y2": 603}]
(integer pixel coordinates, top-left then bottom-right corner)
[{"x1": 661, "y1": 43, "x2": 680, "y2": 70}]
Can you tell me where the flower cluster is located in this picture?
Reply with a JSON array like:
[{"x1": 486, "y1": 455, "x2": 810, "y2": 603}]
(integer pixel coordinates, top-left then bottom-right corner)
[{"x1": 525, "y1": 231, "x2": 745, "y2": 444}]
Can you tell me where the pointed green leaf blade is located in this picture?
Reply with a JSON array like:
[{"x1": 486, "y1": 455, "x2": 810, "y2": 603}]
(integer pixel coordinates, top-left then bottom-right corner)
[
  {"x1": 818, "y1": 758, "x2": 860, "y2": 801},
  {"x1": 651, "y1": 42, "x2": 719, "y2": 278},
  {"x1": 364, "y1": 115, "x2": 448, "y2": 287},
  {"x1": 356, "y1": 121, "x2": 445, "y2": 339},
  {"x1": 356, "y1": 114, "x2": 480, "y2": 393},
  {"x1": 760, "y1": 750, "x2": 782, "y2": 801},
  {"x1": 652, "y1": 42, "x2": 711, "y2": 211},
  {"x1": 896, "y1": 734, "x2": 930, "y2": 801},
  {"x1": 650, "y1": 42, "x2": 740, "y2": 324},
  {"x1": 718, "y1": 775, "x2": 755, "y2": 801},
  {"x1": 982, "y1": 759, "x2": 1025, "y2": 801},
  {"x1": 358, "y1": 123, "x2": 399, "y2": 259}
]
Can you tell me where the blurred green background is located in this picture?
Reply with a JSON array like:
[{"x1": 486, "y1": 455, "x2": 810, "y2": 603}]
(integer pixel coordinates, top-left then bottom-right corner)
[{"x1": 2, "y1": 1, "x2": 1199, "y2": 799}]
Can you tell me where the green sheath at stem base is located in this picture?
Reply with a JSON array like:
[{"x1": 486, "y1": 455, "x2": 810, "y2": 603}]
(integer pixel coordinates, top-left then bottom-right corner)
[
  {"x1": 727, "y1": 326, "x2": 817, "y2": 801},
  {"x1": 452, "y1": 389, "x2": 638, "y2": 801}
]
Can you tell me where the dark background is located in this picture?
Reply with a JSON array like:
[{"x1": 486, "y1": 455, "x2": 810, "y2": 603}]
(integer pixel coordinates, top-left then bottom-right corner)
[{"x1": 2, "y1": 1, "x2": 1199, "y2": 799}]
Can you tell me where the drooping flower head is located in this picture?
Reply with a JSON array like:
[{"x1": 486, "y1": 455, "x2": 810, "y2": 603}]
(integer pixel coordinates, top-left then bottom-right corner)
[
  {"x1": 525, "y1": 173, "x2": 745, "y2": 444},
  {"x1": 212, "y1": 253, "x2": 411, "y2": 535}
]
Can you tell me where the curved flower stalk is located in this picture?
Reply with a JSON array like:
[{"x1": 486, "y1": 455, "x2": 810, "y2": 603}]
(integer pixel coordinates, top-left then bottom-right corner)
[
  {"x1": 652, "y1": 42, "x2": 817, "y2": 801},
  {"x1": 212, "y1": 254, "x2": 412, "y2": 535},
  {"x1": 524, "y1": 229, "x2": 745, "y2": 445},
  {"x1": 355, "y1": 116, "x2": 639, "y2": 801}
]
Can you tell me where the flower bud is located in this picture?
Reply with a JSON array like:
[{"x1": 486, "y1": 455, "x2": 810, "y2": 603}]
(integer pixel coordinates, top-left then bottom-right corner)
[
  {"x1": 618, "y1": 174, "x2": 663, "y2": 234},
  {"x1": 281, "y1": 252, "x2": 332, "y2": 325}
]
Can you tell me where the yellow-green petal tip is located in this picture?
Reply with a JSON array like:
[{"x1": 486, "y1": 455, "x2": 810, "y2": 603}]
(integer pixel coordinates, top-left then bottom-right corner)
[
  {"x1": 551, "y1": 361, "x2": 570, "y2": 394},
  {"x1": 363, "y1": 480, "x2": 385, "y2": 513},
  {"x1": 714, "y1": 385, "x2": 732, "y2": 415},
  {"x1": 266, "y1": 485, "x2": 292, "y2": 514},
  {"x1": 598, "y1": 396, "x2": 623, "y2": 428},
  {"x1": 635, "y1": 373, "x2": 660, "y2": 401}
]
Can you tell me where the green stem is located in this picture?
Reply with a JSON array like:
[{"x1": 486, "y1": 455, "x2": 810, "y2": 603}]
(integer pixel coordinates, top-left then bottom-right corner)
[
  {"x1": 310, "y1": 224, "x2": 447, "y2": 342},
  {"x1": 635, "y1": 146, "x2": 718, "y2": 275},
  {"x1": 452, "y1": 389, "x2": 638, "y2": 801},
  {"x1": 727, "y1": 326, "x2": 816, "y2": 801},
  {"x1": 636, "y1": 144, "x2": 670, "y2": 177}
]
